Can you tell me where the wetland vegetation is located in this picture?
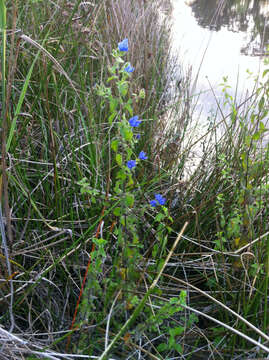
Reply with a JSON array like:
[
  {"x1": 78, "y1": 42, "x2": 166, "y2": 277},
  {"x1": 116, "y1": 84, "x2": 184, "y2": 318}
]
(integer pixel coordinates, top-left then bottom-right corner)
[{"x1": 0, "y1": 0, "x2": 269, "y2": 359}]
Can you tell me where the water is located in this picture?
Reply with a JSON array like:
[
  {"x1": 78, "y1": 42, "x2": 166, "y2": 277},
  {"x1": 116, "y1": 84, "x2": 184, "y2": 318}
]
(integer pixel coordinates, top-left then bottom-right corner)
[
  {"x1": 165, "y1": 0, "x2": 269, "y2": 177},
  {"x1": 170, "y1": 0, "x2": 269, "y2": 117}
]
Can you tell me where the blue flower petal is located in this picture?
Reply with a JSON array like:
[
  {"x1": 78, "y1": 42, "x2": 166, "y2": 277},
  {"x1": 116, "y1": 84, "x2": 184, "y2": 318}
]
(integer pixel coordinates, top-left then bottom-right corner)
[
  {"x1": 127, "y1": 160, "x2": 136, "y2": 169},
  {"x1": 150, "y1": 200, "x2": 157, "y2": 207},
  {"x1": 155, "y1": 193, "x2": 166, "y2": 205},
  {"x1": 125, "y1": 64, "x2": 134, "y2": 73},
  {"x1": 129, "y1": 116, "x2": 141, "y2": 127},
  {"x1": 138, "y1": 151, "x2": 148, "y2": 160},
  {"x1": 118, "y1": 38, "x2": 128, "y2": 52}
]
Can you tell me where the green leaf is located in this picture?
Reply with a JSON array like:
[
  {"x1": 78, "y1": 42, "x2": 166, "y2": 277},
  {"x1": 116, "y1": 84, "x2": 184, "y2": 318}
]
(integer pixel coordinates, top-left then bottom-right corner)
[
  {"x1": 169, "y1": 297, "x2": 179, "y2": 305},
  {"x1": 116, "y1": 153, "x2": 122, "y2": 166},
  {"x1": 169, "y1": 326, "x2": 185, "y2": 337},
  {"x1": 155, "y1": 213, "x2": 165, "y2": 222},
  {"x1": 123, "y1": 129, "x2": 133, "y2": 142},
  {"x1": 91, "y1": 250, "x2": 98, "y2": 260},
  {"x1": 258, "y1": 96, "x2": 265, "y2": 111},
  {"x1": 179, "y1": 290, "x2": 187, "y2": 305},
  {"x1": 91, "y1": 196, "x2": 96, "y2": 204},
  {"x1": 108, "y1": 63, "x2": 118, "y2": 74},
  {"x1": 131, "y1": 295, "x2": 139, "y2": 305},
  {"x1": 113, "y1": 207, "x2": 122, "y2": 217},
  {"x1": 111, "y1": 140, "x2": 119, "y2": 152},
  {"x1": 259, "y1": 121, "x2": 266, "y2": 132},
  {"x1": 152, "y1": 243, "x2": 158, "y2": 257},
  {"x1": 118, "y1": 81, "x2": 128, "y2": 97},
  {"x1": 92, "y1": 237, "x2": 107, "y2": 246},
  {"x1": 125, "y1": 193, "x2": 134, "y2": 207},
  {"x1": 252, "y1": 132, "x2": 261, "y2": 141},
  {"x1": 166, "y1": 226, "x2": 173, "y2": 234},
  {"x1": 77, "y1": 177, "x2": 89, "y2": 186},
  {"x1": 120, "y1": 123, "x2": 130, "y2": 140},
  {"x1": 109, "y1": 97, "x2": 118, "y2": 112},
  {"x1": 139, "y1": 88, "x2": 145, "y2": 99},
  {"x1": 124, "y1": 102, "x2": 133, "y2": 116},
  {"x1": 157, "y1": 343, "x2": 168, "y2": 352},
  {"x1": 168, "y1": 336, "x2": 175, "y2": 348},
  {"x1": 126, "y1": 147, "x2": 133, "y2": 159},
  {"x1": 116, "y1": 170, "x2": 127, "y2": 180},
  {"x1": 107, "y1": 74, "x2": 117, "y2": 81},
  {"x1": 157, "y1": 259, "x2": 165, "y2": 272},
  {"x1": 114, "y1": 180, "x2": 122, "y2": 194},
  {"x1": 162, "y1": 206, "x2": 169, "y2": 216},
  {"x1": 120, "y1": 216, "x2": 125, "y2": 226},
  {"x1": 174, "y1": 343, "x2": 183, "y2": 354},
  {"x1": 245, "y1": 135, "x2": 251, "y2": 147},
  {"x1": 80, "y1": 187, "x2": 88, "y2": 195},
  {"x1": 115, "y1": 55, "x2": 124, "y2": 63},
  {"x1": 127, "y1": 174, "x2": 134, "y2": 187},
  {"x1": 108, "y1": 112, "x2": 117, "y2": 124}
]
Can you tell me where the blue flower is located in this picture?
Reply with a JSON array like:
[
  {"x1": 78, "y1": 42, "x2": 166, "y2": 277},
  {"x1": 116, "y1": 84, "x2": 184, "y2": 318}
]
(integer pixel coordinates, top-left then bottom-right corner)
[
  {"x1": 118, "y1": 38, "x2": 128, "y2": 52},
  {"x1": 150, "y1": 200, "x2": 157, "y2": 207},
  {"x1": 138, "y1": 151, "x2": 148, "y2": 160},
  {"x1": 125, "y1": 64, "x2": 134, "y2": 73},
  {"x1": 129, "y1": 116, "x2": 141, "y2": 127},
  {"x1": 127, "y1": 160, "x2": 136, "y2": 169},
  {"x1": 135, "y1": 134, "x2": 141, "y2": 140},
  {"x1": 155, "y1": 193, "x2": 166, "y2": 205}
]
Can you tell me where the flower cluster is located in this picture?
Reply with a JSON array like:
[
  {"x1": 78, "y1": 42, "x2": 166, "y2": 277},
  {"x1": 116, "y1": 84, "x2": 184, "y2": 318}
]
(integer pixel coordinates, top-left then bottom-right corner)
[
  {"x1": 126, "y1": 114, "x2": 147, "y2": 169},
  {"x1": 117, "y1": 39, "x2": 167, "y2": 210},
  {"x1": 114, "y1": 48, "x2": 147, "y2": 170},
  {"x1": 150, "y1": 194, "x2": 166, "y2": 207},
  {"x1": 118, "y1": 38, "x2": 135, "y2": 73}
]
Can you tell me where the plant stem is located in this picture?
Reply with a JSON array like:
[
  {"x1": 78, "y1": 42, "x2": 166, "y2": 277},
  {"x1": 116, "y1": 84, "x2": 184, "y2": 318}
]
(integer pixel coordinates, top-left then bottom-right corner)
[{"x1": 98, "y1": 222, "x2": 188, "y2": 360}]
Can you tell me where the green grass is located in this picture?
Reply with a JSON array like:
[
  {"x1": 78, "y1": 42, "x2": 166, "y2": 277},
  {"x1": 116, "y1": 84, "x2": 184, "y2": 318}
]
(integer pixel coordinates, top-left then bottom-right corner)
[{"x1": 0, "y1": 0, "x2": 269, "y2": 359}]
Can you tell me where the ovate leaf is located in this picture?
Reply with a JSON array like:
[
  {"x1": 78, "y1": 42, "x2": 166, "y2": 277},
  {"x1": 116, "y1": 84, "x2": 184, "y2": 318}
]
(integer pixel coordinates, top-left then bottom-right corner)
[
  {"x1": 125, "y1": 194, "x2": 134, "y2": 207},
  {"x1": 109, "y1": 97, "x2": 118, "y2": 112},
  {"x1": 116, "y1": 153, "x2": 122, "y2": 166},
  {"x1": 111, "y1": 140, "x2": 119, "y2": 152},
  {"x1": 113, "y1": 207, "x2": 121, "y2": 217}
]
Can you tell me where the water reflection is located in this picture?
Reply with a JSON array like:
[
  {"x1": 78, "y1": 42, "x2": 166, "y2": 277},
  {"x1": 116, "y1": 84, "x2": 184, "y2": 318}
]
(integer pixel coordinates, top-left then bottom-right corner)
[
  {"x1": 171, "y1": 0, "x2": 268, "y2": 114},
  {"x1": 168, "y1": 0, "x2": 269, "y2": 175},
  {"x1": 189, "y1": 0, "x2": 269, "y2": 56}
]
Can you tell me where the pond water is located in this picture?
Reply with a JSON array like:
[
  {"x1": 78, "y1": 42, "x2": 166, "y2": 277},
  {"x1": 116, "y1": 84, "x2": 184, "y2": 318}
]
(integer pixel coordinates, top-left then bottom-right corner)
[{"x1": 170, "y1": 0, "x2": 269, "y2": 118}]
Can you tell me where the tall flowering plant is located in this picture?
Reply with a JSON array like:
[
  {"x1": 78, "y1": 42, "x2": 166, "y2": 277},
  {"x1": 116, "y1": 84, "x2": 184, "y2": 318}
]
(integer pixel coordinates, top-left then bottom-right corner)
[
  {"x1": 78, "y1": 38, "x2": 171, "y2": 317},
  {"x1": 72, "y1": 38, "x2": 192, "y2": 358}
]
